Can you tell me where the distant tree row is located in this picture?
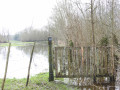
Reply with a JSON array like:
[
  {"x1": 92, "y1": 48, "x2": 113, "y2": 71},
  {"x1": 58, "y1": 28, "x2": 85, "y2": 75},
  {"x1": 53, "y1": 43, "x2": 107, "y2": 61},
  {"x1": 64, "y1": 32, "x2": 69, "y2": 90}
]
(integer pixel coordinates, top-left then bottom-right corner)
[
  {"x1": 0, "y1": 31, "x2": 9, "y2": 43},
  {"x1": 13, "y1": 27, "x2": 56, "y2": 42}
]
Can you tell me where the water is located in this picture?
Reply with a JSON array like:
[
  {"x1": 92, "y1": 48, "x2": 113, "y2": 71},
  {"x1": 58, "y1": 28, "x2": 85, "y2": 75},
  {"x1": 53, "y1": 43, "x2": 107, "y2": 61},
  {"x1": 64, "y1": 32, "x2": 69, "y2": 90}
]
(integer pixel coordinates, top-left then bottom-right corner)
[
  {"x1": 0, "y1": 43, "x2": 120, "y2": 89},
  {"x1": 0, "y1": 43, "x2": 48, "y2": 79}
]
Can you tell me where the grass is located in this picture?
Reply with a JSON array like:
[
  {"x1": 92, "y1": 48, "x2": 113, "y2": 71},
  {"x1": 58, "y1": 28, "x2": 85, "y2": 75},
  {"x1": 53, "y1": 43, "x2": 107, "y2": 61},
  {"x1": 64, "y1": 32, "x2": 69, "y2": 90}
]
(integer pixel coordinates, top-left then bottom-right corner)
[
  {"x1": 0, "y1": 41, "x2": 34, "y2": 47},
  {"x1": 0, "y1": 73, "x2": 78, "y2": 90}
]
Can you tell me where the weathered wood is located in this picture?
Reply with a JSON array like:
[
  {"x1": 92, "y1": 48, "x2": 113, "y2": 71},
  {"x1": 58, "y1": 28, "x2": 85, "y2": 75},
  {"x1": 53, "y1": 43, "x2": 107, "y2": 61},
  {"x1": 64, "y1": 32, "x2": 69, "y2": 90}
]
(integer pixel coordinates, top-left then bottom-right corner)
[
  {"x1": 72, "y1": 48, "x2": 75, "y2": 76},
  {"x1": 68, "y1": 48, "x2": 70, "y2": 77},
  {"x1": 101, "y1": 47, "x2": 103, "y2": 75},
  {"x1": 62, "y1": 47, "x2": 66, "y2": 76},
  {"x1": 54, "y1": 46, "x2": 116, "y2": 82},
  {"x1": 26, "y1": 42, "x2": 35, "y2": 86},
  {"x1": 1, "y1": 43, "x2": 11, "y2": 90},
  {"x1": 87, "y1": 47, "x2": 90, "y2": 75},
  {"x1": 60, "y1": 49, "x2": 62, "y2": 76},
  {"x1": 111, "y1": 45, "x2": 114, "y2": 76},
  {"x1": 69, "y1": 48, "x2": 73, "y2": 76},
  {"x1": 56, "y1": 74, "x2": 113, "y2": 78},
  {"x1": 55, "y1": 47, "x2": 58, "y2": 77},
  {"x1": 77, "y1": 48, "x2": 81, "y2": 86},
  {"x1": 98, "y1": 47, "x2": 101, "y2": 75},
  {"x1": 105, "y1": 47, "x2": 108, "y2": 74},
  {"x1": 81, "y1": 47, "x2": 84, "y2": 75}
]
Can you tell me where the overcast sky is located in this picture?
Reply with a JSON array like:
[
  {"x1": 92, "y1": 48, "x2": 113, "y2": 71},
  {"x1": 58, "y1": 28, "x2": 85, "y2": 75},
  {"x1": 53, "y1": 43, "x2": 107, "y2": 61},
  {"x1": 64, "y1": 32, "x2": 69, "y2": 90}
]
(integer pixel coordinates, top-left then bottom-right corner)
[
  {"x1": 0, "y1": 0, "x2": 89, "y2": 35},
  {"x1": 0, "y1": 0, "x2": 56, "y2": 35}
]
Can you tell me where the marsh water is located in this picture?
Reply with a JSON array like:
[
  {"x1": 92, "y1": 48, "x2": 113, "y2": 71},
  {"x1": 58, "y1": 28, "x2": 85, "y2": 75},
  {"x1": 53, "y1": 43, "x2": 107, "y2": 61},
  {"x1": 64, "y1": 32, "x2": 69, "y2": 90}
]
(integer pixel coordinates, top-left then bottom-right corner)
[{"x1": 0, "y1": 43, "x2": 48, "y2": 79}]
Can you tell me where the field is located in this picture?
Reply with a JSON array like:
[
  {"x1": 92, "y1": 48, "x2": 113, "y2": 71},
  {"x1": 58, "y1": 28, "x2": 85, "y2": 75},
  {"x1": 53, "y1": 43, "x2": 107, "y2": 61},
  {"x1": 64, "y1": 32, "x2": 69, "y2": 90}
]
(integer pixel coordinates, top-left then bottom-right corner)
[{"x1": 0, "y1": 41, "x2": 34, "y2": 47}]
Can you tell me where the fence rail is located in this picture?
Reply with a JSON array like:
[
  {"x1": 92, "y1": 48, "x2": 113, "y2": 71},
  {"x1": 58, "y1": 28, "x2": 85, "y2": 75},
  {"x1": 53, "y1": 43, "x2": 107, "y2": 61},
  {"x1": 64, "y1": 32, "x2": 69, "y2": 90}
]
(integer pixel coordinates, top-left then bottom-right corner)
[{"x1": 53, "y1": 46, "x2": 116, "y2": 81}]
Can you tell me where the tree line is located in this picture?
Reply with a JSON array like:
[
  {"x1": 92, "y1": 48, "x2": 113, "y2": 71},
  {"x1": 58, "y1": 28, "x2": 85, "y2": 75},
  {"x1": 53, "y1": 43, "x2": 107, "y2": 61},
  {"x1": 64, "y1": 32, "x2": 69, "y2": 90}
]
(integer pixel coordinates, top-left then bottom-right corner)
[
  {"x1": 0, "y1": 31, "x2": 9, "y2": 43},
  {"x1": 1, "y1": 0, "x2": 120, "y2": 45},
  {"x1": 46, "y1": 0, "x2": 120, "y2": 46},
  {"x1": 14, "y1": 27, "x2": 50, "y2": 42}
]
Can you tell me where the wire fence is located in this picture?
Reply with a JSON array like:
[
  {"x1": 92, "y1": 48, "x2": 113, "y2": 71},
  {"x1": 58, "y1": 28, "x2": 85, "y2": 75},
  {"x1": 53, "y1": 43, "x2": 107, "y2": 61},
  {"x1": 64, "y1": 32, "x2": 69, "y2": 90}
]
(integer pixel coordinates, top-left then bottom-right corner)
[{"x1": 0, "y1": 42, "x2": 51, "y2": 90}]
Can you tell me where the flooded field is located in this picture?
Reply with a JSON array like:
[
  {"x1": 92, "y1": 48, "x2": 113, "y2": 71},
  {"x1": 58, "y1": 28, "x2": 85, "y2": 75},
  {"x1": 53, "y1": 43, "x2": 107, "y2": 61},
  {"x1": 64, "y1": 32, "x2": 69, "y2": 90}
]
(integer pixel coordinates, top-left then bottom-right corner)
[
  {"x1": 0, "y1": 43, "x2": 48, "y2": 79},
  {"x1": 0, "y1": 42, "x2": 120, "y2": 90}
]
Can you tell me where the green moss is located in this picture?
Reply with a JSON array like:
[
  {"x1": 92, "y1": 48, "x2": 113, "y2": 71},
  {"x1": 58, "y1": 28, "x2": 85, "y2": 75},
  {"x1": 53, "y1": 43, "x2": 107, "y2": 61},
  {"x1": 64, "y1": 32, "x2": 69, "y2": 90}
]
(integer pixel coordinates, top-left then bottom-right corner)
[
  {"x1": 69, "y1": 40, "x2": 74, "y2": 47},
  {"x1": 113, "y1": 34, "x2": 119, "y2": 46},
  {"x1": 100, "y1": 36, "x2": 109, "y2": 46}
]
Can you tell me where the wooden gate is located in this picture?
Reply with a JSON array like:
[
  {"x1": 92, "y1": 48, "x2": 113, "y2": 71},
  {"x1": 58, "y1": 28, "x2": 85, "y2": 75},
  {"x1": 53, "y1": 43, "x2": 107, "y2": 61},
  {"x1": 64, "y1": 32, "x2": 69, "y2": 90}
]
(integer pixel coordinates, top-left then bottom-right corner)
[{"x1": 53, "y1": 46, "x2": 116, "y2": 81}]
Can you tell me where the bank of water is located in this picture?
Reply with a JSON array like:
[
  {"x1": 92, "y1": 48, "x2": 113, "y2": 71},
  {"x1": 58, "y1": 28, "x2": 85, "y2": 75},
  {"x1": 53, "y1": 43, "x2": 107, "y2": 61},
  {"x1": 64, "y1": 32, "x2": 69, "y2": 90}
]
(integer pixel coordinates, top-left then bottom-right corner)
[
  {"x1": 0, "y1": 43, "x2": 48, "y2": 79},
  {"x1": 0, "y1": 42, "x2": 120, "y2": 89}
]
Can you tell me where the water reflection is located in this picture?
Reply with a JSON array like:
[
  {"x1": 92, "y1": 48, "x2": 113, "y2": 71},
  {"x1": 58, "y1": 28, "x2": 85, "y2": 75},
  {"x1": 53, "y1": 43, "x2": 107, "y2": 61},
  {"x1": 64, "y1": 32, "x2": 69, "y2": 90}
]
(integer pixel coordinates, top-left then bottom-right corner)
[
  {"x1": 0, "y1": 43, "x2": 49, "y2": 79},
  {"x1": 64, "y1": 78, "x2": 120, "y2": 90},
  {"x1": 16, "y1": 43, "x2": 48, "y2": 57}
]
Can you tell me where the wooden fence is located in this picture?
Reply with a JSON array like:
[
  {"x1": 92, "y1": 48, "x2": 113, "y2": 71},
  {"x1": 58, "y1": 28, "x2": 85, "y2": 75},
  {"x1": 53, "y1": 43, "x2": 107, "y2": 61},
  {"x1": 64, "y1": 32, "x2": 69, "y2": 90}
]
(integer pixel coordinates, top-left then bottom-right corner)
[{"x1": 53, "y1": 46, "x2": 116, "y2": 80}]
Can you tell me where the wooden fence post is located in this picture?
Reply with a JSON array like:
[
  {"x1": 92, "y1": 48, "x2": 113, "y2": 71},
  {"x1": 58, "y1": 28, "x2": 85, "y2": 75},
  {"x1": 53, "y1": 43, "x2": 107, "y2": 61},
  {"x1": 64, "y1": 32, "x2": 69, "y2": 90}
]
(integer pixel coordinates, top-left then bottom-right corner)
[
  {"x1": 26, "y1": 42, "x2": 35, "y2": 86},
  {"x1": 1, "y1": 43, "x2": 11, "y2": 90},
  {"x1": 48, "y1": 37, "x2": 54, "y2": 81},
  {"x1": 111, "y1": 45, "x2": 115, "y2": 82}
]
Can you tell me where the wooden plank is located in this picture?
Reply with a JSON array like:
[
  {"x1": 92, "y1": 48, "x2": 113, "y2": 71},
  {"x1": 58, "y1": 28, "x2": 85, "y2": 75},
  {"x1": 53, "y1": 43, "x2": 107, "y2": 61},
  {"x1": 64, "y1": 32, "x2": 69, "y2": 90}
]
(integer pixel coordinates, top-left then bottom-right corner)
[
  {"x1": 56, "y1": 74, "x2": 112, "y2": 78},
  {"x1": 101, "y1": 47, "x2": 103, "y2": 75},
  {"x1": 66, "y1": 48, "x2": 69, "y2": 76},
  {"x1": 98, "y1": 47, "x2": 101, "y2": 75},
  {"x1": 83, "y1": 47, "x2": 86, "y2": 76},
  {"x1": 68, "y1": 48, "x2": 71, "y2": 77},
  {"x1": 71, "y1": 48, "x2": 74, "y2": 76},
  {"x1": 77, "y1": 48, "x2": 81, "y2": 85},
  {"x1": 76, "y1": 49, "x2": 79, "y2": 77},
  {"x1": 111, "y1": 45, "x2": 114, "y2": 76},
  {"x1": 81, "y1": 47, "x2": 84, "y2": 75},
  {"x1": 60, "y1": 48, "x2": 63, "y2": 76},
  {"x1": 95, "y1": 47, "x2": 98, "y2": 75},
  {"x1": 107, "y1": 47, "x2": 111, "y2": 74},
  {"x1": 87, "y1": 47, "x2": 90, "y2": 75},
  {"x1": 55, "y1": 47, "x2": 58, "y2": 77},
  {"x1": 90, "y1": 47, "x2": 94, "y2": 76},
  {"x1": 105, "y1": 47, "x2": 108, "y2": 74},
  {"x1": 63, "y1": 47, "x2": 66, "y2": 76}
]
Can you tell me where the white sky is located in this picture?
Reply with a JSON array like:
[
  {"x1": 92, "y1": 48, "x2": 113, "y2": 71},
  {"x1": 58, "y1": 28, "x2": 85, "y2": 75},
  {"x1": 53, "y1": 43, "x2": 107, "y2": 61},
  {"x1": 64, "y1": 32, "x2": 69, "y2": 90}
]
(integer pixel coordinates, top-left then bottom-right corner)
[
  {"x1": 0, "y1": 0, "x2": 89, "y2": 35},
  {"x1": 0, "y1": 0, "x2": 56, "y2": 35}
]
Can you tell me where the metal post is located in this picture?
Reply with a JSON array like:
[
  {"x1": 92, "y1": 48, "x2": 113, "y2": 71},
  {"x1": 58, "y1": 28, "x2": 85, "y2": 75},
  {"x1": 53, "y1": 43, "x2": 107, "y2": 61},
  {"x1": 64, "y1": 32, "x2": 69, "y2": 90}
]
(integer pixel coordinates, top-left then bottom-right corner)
[{"x1": 48, "y1": 37, "x2": 54, "y2": 81}]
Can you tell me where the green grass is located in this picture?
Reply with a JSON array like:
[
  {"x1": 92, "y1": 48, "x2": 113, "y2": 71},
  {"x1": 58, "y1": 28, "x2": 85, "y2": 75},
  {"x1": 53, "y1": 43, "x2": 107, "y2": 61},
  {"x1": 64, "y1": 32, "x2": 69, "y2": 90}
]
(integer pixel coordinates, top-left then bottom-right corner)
[
  {"x1": 0, "y1": 41, "x2": 34, "y2": 47},
  {"x1": 0, "y1": 73, "x2": 78, "y2": 90}
]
